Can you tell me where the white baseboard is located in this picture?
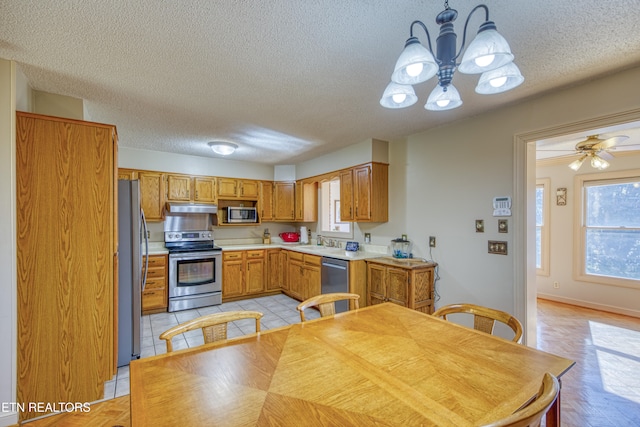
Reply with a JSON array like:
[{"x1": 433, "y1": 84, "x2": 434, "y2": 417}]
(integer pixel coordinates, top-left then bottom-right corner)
[
  {"x1": 537, "y1": 293, "x2": 640, "y2": 319},
  {"x1": 0, "y1": 411, "x2": 18, "y2": 427}
]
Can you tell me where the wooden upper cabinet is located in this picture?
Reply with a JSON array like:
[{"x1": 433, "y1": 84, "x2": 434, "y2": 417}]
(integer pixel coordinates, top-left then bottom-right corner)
[
  {"x1": 166, "y1": 174, "x2": 191, "y2": 202},
  {"x1": 139, "y1": 171, "x2": 165, "y2": 221},
  {"x1": 274, "y1": 181, "x2": 295, "y2": 221},
  {"x1": 217, "y1": 178, "x2": 259, "y2": 199},
  {"x1": 340, "y1": 169, "x2": 354, "y2": 222},
  {"x1": 295, "y1": 180, "x2": 318, "y2": 222},
  {"x1": 259, "y1": 181, "x2": 274, "y2": 221},
  {"x1": 342, "y1": 163, "x2": 388, "y2": 223},
  {"x1": 194, "y1": 176, "x2": 217, "y2": 203},
  {"x1": 166, "y1": 174, "x2": 217, "y2": 204}
]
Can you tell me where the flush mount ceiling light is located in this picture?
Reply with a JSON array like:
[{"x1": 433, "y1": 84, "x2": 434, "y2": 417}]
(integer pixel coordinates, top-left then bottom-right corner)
[
  {"x1": 208, "y1": 141, "x2": 238, "y2": 156},
  {"x1": 380, "y1": 1, "x2": 524, "y2": 111}
]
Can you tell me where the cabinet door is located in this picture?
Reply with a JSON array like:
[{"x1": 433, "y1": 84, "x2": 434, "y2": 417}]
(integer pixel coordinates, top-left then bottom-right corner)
[
  {"x1": 139, "y1": 171, "x2": 165, "y2": 221},
  {"x1": 353, "y1": 165, "x2": 372, "y2": 221},
  {"x1": 304, "y1": 264, "x2": 321, "y2": 300},
  {"x1": 339, "y1": 169, "x2": 354, "y2": 221},
  {"x1": 287, "y1": 260, "x2": 304, "y2": 300},
  {"x1": 166, "y1": 174, "x2": 192, "y2": 202},
  {"x1": 295, "y1": 180, "x2": 318, "y2": 222},
  {"x1": 367, "y1": 263, "x2": 387, "y2": 306},
  {"x1": 222, "y1": 253, "x2": 244, "y2": 298},
  {"x1": 259, "y1": 181, "x2": 274, "y2": 221},
  {"x1": 274, "y1": 182, "x2": 295, "y2": 220},
  {"x1": 218, "y1": 178, "x2": 239, "y2": 198},
  {"x1": 239, "y1": 179, "x2": 259, "y2": 198},
  {"x1": 266, "y1": 249, "x2": 282, "y2": 290},
  {"x1": 194, "y1": 177, "x2": 216, "y2": 203},
  {"x1": 386, "y1": 267, "x2": 409, "y2": 307},
  {"x1": 246, "y1": 258, "x2": 265, "y2": 294},
  {"x1": 412, "y1": 268, "x2": 435, "y2": 313}
]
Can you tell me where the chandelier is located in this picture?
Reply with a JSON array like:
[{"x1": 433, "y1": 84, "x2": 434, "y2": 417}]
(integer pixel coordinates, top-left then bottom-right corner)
[{"x1": 380, "y1": 1, "x2": 524, "y2": 111}]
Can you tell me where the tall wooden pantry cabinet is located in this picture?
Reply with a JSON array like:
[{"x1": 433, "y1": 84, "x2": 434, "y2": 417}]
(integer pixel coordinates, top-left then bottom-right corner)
[{"x1": 16, "y1": 112, "x2": 118, "y2": 421}]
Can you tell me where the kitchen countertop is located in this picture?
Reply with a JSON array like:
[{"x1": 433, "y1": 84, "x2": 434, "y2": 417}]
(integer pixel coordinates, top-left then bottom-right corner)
[
  {"x1": 146, "y1": 239, "x2": 433, "y2": 264},
  {"x1": 217, "y1": 242, "x2": 386, "y2": 261}
]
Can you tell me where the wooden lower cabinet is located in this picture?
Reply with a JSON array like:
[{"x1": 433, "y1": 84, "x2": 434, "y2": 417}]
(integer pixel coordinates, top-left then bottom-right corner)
[
  {"x1": 142, "y1": 255, "x2": 168, "y2": 314},
  {"x1": 222, "y1": 250, "x2": 268, "y2": 301},
  {"x1": 266, "y1": 249, "x2": 285, "y2": 291},
  {"x1": 285, "y1": 251, "x2": 321, "y2": 301},
  {"x1": 366, "y1": 258, "x2": 437, "y2": 314}
]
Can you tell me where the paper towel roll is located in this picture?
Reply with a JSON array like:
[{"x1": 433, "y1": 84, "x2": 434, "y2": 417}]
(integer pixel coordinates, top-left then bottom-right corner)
[{"x1": 300, "y1": 226, "x2": 309, "y2": 243}]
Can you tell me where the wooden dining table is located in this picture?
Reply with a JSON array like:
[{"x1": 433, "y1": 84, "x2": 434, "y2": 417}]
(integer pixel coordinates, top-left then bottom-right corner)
[{"x1": 130, "y1": 303, "x2": 574, "y2": 426}]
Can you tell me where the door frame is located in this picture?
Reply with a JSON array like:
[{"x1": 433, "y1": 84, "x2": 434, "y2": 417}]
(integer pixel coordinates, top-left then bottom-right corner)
[{"x1": 513, "y1": 108, "x2": 640, "y2": 346}]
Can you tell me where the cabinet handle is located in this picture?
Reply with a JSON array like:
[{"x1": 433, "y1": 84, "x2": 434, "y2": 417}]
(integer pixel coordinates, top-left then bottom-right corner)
[
  {"x1": 291, "y1": 210, "x2": 294, "y2": 218},
  {"x1": 355, "y1": 207, "x2": 358, "y2": 216}
]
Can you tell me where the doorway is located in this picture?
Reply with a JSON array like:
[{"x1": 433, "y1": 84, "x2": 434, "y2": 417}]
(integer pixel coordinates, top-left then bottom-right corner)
[{"x1": 514, "y1": 108, "x2": 640, "y2": 345}]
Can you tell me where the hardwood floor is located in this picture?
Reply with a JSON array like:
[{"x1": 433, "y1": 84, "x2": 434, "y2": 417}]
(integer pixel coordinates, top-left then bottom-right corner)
[
  {"x1": 537, "y1": 298, "x2": 640, "y2": 427},
  {"x1": 17, "y1": 298, "x2": 640, "y2": 426}
]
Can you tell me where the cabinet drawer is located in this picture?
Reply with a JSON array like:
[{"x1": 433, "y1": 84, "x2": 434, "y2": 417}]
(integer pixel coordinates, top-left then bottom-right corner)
[
  {"x1": 146, "y1": 267, "x2": 166, "y2": 279},
  {"x1": 223, "y1": 251, "x2": 243, "y2": 260},
  {"x1": 142, "y1": 289, "x2": 166, "y2": 308},
  {"x1": 145, "y1": 255, "x2": 166, "y2": 267},
  {"x1": 246, "y1": 250, "x2": 264, "y2": 258},
  {"x1": 145, "y1": 277, "x2": 165, "y2": 290},
  {"x1": 304, "y1": 254, "x2": 321, "y2": 266},
  {"x1": 288, "y1": 251, "x2": 303, "y2": 262}
]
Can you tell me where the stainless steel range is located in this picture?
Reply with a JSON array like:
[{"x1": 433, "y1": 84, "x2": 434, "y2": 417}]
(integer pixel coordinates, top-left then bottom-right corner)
[{"x1": 165, "y1": 230, "x2": 222, "y2": 312}]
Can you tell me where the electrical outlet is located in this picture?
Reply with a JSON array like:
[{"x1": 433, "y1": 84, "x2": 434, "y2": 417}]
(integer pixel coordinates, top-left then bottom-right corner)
[
  {"x1": 488, "y1": 240, "x2": 507, "y2": 255},
  {"x1": 429, "y1": 236, "x2": 436, "y2": 248},
  {"x1": 553, "y1": 281, "x2": 560, "y2": 289}
]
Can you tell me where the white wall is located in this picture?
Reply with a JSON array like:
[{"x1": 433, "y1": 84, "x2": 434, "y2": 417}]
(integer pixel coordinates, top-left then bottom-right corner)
[
  {"x1": 391, "y1": 66, "x2": 640, "y2": 332},
  {"x1": 0, "y1": 59, "x2": 18, "y2": 427},
  {"x1": 536, "y1": 156, "x2": 640, "y2": 317},
  {"x1": 119, "y1": 146, "x2": 274, "y2": 180}
]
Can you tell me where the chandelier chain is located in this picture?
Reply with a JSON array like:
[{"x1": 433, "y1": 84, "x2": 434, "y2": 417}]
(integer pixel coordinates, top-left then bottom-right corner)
[{"x1": 444, "y1": 0, "x2": 450, "y2": 10}]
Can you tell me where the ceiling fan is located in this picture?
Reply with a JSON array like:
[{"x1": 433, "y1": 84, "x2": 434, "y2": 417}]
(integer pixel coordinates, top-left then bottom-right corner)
[{"x1": 539, "y1": 134, "x2": 631, "y2": 171}]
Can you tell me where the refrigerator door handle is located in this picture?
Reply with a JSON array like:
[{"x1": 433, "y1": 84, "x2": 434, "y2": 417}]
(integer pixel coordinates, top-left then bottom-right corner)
[{"x1": 141, "y1": 208, "x2": 149, "y2": 291}]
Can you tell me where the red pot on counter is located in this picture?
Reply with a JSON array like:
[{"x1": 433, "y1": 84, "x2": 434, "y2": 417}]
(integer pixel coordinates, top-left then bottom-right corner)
[{"x1": 279, "y1": 232, "x2": 300, "y2": 242}]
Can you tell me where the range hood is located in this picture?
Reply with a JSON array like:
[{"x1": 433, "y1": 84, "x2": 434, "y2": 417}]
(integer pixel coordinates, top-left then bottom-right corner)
[{"x1": 165, "y1": 202, "x2": 218, "y2": 214}]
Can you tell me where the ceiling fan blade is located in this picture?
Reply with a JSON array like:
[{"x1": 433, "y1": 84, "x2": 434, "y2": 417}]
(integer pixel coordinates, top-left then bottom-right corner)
[
  {"x1": 594, "y1": 135, "x2": 628, "y2": 150},
  {"x1": 598, "y1": 151, "x2": 614, "y2": 160}
]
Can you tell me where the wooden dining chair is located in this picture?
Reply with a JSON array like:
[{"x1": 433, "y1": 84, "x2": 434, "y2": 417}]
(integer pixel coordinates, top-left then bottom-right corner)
[
  {"x1": 296, "y1": 293, "x2": 360, "y2": 322},
  {"x1": 159, "y1": 310, "x2": 263, "y2": 352},
  {"x1": 480, "y1": 373, "x2": 560, "y2": 427},
  {"x1": 432, "y1": 303, "x2": 523, "y2": 343}
]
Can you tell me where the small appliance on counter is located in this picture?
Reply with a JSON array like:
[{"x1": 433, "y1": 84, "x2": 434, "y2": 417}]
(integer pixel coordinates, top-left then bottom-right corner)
[
  {"x1": 390, "y1": 237, "x2": 413, "y2": 259},
  {"x1": 263, "y1": 228, "x2": 271, "y2": 244},
  {"x1": 280, "y1": 232, "x2": 300, "y2": 243}
]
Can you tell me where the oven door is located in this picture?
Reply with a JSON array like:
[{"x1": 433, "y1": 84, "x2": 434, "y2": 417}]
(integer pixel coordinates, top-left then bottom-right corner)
[{"x1": 168, "y1": 251, "x2": 222, "y2": 298}]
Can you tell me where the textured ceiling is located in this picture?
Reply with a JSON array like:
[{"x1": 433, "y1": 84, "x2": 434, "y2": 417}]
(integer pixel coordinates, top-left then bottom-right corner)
[{"x1": 2, "y1": 1, "x2": 640, "y2": 165}]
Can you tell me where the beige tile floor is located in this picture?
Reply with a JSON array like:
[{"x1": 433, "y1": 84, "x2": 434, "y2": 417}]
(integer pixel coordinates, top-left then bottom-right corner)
[{"x1": 104, "y1": 294, "x2": 318, "y2": 399}]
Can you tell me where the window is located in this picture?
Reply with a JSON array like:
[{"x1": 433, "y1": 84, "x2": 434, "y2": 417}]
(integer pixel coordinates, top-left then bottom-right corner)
[
  {"x1": 319, "y1": 179, "x2": 352, "y2": 238},
  {"x1": 575, "y1": 170, "x2": 640, "y2": 288},
  {"x1": 536, "y1": 178, "x2": 550, "y2": 276}
]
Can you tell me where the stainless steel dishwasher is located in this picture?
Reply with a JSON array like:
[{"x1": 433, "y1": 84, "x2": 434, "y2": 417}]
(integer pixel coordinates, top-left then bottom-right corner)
[{"x1": 321, "y1": 257, "x2": 349, "y2": 313}]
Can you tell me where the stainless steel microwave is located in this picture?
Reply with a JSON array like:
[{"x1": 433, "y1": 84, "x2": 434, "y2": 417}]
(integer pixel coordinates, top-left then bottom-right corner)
[{"x1": 227, "y1": 206, "x2": 258, "y2": 223}]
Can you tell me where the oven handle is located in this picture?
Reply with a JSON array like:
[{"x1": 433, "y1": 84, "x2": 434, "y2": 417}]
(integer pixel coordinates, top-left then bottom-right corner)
[{"x1": 168, "y1": 251, "x2": 222, "y2": 262}]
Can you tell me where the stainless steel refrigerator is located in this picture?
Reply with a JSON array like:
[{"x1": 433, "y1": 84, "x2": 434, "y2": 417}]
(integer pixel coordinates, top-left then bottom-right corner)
[{"x1": 117, "y1": 179, "x2": 148, "y2": 367}]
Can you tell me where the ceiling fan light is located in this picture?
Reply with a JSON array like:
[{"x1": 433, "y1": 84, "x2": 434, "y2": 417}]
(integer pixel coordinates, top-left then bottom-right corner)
[
  {"x1": 208, "y1": 141, "x2": 238, "y2": 155},
  {"x1": 458, "y1": 23, "x2": 514, "y2": 74},
  {"x1": 425, "y1": 84, "x2": 462, "y2": 111},
  {"x1": 380, "y1": 82, "x2": 418, "y2": 108},
  {"x1": 591, "y1": 155, "x2": 610, "y2": 170},
  {"x1": 475, "y1": 62, "x2": 524, "y2": 94},
  {"x1": 568, "y1": 155, "x2": 587, "y2": 171},
  {"x1": 391, "y1": 37, "x2": 438, "y2": 85}
]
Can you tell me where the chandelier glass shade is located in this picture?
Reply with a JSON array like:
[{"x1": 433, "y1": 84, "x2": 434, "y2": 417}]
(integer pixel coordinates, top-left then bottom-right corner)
[
  {"x1": 380, "y1": 2, "x2": 524, "y2": 112},
  {"x1": 208, "y1": 141, "x2": 238, "y2": 155}
]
